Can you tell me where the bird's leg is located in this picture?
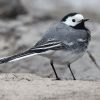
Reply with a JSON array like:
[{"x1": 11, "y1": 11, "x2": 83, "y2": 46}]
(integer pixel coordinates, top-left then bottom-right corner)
[
  {"x1": 68, "y1": 64, "x2": 76, "y2": 80},
  {"x1": 50, "y1": 60, "x2": 61, "y2": 80}
]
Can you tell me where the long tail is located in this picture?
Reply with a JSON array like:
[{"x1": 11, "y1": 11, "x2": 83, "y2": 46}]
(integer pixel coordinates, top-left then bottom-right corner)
[
  {"x1": 0, "y1": 41, "x2": 61, "y2": 64},
  {"x1": 0, "y1": 49, "x2": 37, "y2": 64}
]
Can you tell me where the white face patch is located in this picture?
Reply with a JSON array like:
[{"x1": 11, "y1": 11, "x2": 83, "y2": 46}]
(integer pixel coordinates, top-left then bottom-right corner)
[{"x1": 63, "y1": 14, "x2": 84, "y2": 27}]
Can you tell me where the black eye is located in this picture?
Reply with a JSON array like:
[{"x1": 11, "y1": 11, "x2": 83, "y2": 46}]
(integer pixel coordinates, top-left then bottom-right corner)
[{"x1": 72, "y1": 19, "x2": 76, "y2": 22}]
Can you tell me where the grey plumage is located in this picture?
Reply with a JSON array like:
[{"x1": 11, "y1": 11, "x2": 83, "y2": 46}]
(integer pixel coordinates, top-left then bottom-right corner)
[
  {"x1": 0, "y1": 13, "x2": 91, "y2": 80},
  {"x1": 34, "y1": 22, "x2": 90, "y2": 52},
  {"x1": 0, "y1": 22, "x2": 90, "y2": 64}
]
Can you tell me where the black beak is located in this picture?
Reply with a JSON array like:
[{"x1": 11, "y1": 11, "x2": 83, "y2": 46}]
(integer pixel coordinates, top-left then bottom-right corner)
[{"x1": 82, "y1": 19, "x2": 90, "y2": 22}]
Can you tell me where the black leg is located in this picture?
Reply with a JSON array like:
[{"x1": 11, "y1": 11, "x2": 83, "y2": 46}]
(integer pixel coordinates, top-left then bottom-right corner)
[
  {"x1": 50, "y1": 60, "x2": 60, "y2": 80},
  {"x1": 68, "y1": 64, "x2": 76, "y2": 80}
]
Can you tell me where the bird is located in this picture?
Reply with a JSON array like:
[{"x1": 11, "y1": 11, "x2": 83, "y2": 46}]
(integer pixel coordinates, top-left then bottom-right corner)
[{"x1": 0, "y1": 12, "x2": 91, "y2": 80}]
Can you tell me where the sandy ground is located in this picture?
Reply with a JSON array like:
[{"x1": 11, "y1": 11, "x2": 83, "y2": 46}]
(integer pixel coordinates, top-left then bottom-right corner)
[{"x1": 0, "y1": 74, "x2": 100, "y2": 100}]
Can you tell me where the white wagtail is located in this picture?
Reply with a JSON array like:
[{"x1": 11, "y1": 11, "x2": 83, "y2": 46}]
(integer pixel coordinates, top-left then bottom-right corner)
[{"x1": 0, "y1": 12, "x2": 91, "y2": 80}]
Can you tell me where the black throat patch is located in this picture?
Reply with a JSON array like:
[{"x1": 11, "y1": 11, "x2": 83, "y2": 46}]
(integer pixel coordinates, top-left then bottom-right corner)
[{"x1": 72, "y1": 21, "x2": 87, "y2": 30}]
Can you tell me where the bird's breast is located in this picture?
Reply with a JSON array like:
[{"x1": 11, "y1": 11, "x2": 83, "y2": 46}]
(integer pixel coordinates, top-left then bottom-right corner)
[{"x1": 40, "y1": 49, "x2": 85, "y2": 65}]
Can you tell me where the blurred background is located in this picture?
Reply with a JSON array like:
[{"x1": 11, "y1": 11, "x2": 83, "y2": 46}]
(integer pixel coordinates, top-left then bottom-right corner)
[{"x1": 0, "y1": 0, "x2": 100, "y2": 80}]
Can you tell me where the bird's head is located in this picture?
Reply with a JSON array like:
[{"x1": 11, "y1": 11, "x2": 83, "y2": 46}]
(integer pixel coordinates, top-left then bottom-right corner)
[{"x1": 61, "y1": 13, "x2": 89, "y2": 29}]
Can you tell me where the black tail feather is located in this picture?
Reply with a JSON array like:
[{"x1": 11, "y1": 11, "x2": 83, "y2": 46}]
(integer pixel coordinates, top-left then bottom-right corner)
[{"x1": 0, "y1": 49, "x2": 35, "y2": 64}]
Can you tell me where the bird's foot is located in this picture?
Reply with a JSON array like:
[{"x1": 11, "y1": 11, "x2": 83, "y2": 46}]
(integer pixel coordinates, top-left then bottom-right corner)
[
  {"x1": 73, "y1": 77, "x2": 76, "y2": 80},
  {"x1": 56, "y1": 77, "x2": 61, "y2": 80}
]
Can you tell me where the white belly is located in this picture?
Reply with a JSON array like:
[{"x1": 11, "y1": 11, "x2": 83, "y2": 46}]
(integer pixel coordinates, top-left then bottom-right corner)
[{"x1": 40, "y1": 50, "x2": 85, "y2": 65}]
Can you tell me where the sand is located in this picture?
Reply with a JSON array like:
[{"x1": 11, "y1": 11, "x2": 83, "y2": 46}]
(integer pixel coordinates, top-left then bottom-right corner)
[{"x1": 0, "y1": 73, "x2": 100, "y2": 100}]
